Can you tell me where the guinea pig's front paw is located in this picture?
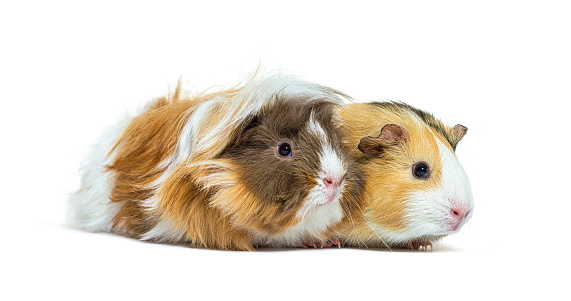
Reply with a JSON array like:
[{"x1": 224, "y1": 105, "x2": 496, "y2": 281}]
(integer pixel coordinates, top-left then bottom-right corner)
[
  {"x1": 406, "y1": 240, "x2": 433, "y2": 251},
  {"x1": 299, "y1": 238, "x2": 341, "y2": 249}
]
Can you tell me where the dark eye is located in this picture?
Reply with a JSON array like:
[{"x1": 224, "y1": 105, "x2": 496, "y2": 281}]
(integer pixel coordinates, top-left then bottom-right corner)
[
  {"x1": 413, "y1": 162, "x2": 430, "y2": 179},
  {"x1": 277, "y1": 142, "x2": 293, "y2": 157}
]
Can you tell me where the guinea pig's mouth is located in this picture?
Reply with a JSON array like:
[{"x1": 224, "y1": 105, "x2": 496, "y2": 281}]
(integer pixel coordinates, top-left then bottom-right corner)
[
  {"x1": 417, "y1": 204, "x2": 473, "y2": 237},
  {"x1": 429, "y1": 218, "x2": 471, "y2": 237},
  {"x1": 319, "y1": 186, "x2": 344, "y2": 206},
  {"x1": 443, "y1": 207, "x2": 473, "y2": 234},
  {"x1": 319, "y1": 192, "x2": 337, "y2": 206}
]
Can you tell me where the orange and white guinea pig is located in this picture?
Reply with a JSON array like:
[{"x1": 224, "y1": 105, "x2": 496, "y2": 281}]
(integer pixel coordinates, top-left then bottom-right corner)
[
  {"x1": 68, "y1": 75, "x2": 364, "y2": 250},
  {"x1": 337, "y1": 102, "x2": 473, "y2": 249}
]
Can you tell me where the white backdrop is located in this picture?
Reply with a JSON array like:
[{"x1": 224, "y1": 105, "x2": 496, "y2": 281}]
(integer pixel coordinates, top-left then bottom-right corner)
[{"x1": 2, "y1": 1, "x2": 569, "y2": 300}]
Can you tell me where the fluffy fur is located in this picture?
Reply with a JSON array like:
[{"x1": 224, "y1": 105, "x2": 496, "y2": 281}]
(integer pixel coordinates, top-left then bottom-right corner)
[
  {"x1": 337, "y1": 101, "x2": 474, "y2": 249},
  {"x1": 68, "y1": 74, "x2": 364, "y2": 250}
]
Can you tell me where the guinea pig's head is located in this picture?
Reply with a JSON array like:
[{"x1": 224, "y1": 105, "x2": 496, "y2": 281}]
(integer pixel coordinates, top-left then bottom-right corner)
[
  {"x1": 199, "y1": 97, "x2": 362, "y2": 244},
  {"x1": 355, "y1": 105, "x2": 473, "y2": 248}
]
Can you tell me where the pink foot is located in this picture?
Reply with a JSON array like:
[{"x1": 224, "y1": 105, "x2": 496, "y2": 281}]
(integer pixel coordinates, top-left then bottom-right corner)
[{"x1": 407, "y1": 240, "x2": 433, "y2": 250}]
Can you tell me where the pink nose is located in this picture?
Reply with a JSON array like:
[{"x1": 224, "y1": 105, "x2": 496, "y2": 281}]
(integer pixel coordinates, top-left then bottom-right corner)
[
  {"x1": 450, "y1": 207, "x2": 470, "y2": 221},
  {"x1": 323, "y1": 177, "x2": 339, "y2": 189}
]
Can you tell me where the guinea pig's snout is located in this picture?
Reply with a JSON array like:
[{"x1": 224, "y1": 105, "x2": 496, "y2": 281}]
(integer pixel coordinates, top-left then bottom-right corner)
[
  {"x1": 320, "y1": 175, "x2": 342, "y2": 205},
  {"x1": 323, "y1": 176, "x2": 340, "y2": 190},
  {"x1": 450, "y1": 208, "x2": 469, "y2": 220},
  {"x1": 448, "y1": 205, "x2": 471, "y2": 231}
]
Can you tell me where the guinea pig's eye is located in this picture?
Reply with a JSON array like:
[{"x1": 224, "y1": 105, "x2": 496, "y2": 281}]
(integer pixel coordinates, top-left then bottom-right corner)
[
  {"x1": 276, "y1": 142, "x2": 293, "y2": 158},
  {"x1": 412, "y1": 162, "x2": 430, "y2": 179}
]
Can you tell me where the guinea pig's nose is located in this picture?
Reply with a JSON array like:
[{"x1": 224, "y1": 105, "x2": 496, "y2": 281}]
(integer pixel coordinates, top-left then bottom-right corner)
[
  {"x1": 323, "y1": 176, "x2": 340, "y2": 189},
  {"x1": 450, "y1": 207, "x2": 470, "y2": 221}
]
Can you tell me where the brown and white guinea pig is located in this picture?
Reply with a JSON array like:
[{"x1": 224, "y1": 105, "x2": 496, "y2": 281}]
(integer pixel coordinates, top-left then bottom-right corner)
[
  {"x1": 336, "y1": 101, "x2": 473, "y2": 249},
  {"x1": 68, "y1": 74, "x2": 364, "y2": 251}
]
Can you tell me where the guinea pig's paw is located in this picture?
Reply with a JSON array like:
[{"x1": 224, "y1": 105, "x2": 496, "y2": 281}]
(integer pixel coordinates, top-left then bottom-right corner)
[
  {"x1": 323, "y1": 238, "x2": 342, "y2": 248},
  {"x1": 406, "y1": 240, "x2": 433, "y2": 251},
  {"x1": 299, "y1": 238, "x2": 341, "y2": 249}
]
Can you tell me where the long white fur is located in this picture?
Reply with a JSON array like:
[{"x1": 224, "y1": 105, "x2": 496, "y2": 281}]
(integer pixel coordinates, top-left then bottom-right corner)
[{"x1": 67, "y1": 119, "x2": 130, "y2": 232}]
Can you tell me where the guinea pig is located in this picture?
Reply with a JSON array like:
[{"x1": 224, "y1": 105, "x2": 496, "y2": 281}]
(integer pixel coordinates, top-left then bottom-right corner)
[
  {"x1": 68, "y1": 74, "x2": 364, "y2": 251},
  {"x1": 336, "y1": 101, "x2": 473, "y2": 249}
]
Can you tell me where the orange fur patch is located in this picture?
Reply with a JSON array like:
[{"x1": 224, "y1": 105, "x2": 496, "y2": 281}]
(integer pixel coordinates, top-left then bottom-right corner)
[
  {"x1": 105, "y1": 85, "x2": 263, "y2": 250},
  {"x1": 106, "y1": 85, "x2": 245, "y2": 236},
  {"x1": 154, "y1": 164, "x2": 254, "y2": 250},
  {"x1": 107, "y1": 89, "x2": 198, "y2": 234}
]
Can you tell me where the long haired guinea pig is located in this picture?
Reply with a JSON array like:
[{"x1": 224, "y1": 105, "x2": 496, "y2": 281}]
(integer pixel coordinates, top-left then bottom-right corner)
[
  {"x1": 337, "y1": 101, "x2": 473, "y2": 250},
  {"x1": 68, "y1": 75, "x2": 364, "y2": 250}
]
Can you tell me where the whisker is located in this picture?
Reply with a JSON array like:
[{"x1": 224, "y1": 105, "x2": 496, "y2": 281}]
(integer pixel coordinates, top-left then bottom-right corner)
[
  {"x1": 340, "y1": 199, "x2": 367, "y2": 248},
  {"x1": 351, "y1": 198, "x2": 392, "y2": 251},
  {"x1": 258, "y1": 166, "x2": 303, "y2": 177},
  {"x1": 367, "y1": 210, "x2": 403, "y2": 223}
]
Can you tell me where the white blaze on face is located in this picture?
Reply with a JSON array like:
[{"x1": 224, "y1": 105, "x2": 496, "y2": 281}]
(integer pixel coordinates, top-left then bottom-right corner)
[
  {"x1": 403, "y1": 133, "x2": 474, "y2": 239},
  {"x1": 279, "y1": 115, "x2": 346, "y2": 242},
  {"x1": 305, "y1": 114, "x2": 346, "y2": 207}
]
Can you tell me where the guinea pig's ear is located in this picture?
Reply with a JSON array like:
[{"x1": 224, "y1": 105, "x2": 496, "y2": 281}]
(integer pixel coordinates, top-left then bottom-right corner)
[
  {"x1": 358, "y1": 124, "x2": 409, "y2": 157},
  {"x1": 234, "y1": 115, "x2": 261, "y2": 144},
  {"x1": 243, "y1": 115, "x2": 261, "y2": 132},
  {"x1": 449, "y1": 124, "x2": 468, "y2": 149}
]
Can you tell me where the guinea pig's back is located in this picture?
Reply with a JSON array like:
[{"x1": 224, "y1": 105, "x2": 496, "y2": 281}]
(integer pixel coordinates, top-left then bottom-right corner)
[{"x1": 67, "y1": 92, "x2": 198, "y2": 234}]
